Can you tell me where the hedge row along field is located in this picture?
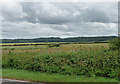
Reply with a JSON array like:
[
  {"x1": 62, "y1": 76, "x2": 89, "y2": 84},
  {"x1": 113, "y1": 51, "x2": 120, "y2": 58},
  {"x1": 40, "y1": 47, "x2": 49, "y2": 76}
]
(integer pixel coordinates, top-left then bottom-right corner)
[
  {"x1": 2, "y1": 43, "x2": 119, "y2": 79},
  {"x1": 1, "y1": 42, "x2": 108, "y2": 46}
]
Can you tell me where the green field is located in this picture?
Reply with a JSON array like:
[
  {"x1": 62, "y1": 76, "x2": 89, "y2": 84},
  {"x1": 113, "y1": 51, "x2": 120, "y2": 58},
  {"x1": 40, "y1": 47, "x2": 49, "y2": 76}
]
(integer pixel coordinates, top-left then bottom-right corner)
[
  {"x1": 2, "y1": 43, "x2": 119, "y2": 82},
  {"x1": 2, "y1": 68, "x2": 117, "y2": 82}
]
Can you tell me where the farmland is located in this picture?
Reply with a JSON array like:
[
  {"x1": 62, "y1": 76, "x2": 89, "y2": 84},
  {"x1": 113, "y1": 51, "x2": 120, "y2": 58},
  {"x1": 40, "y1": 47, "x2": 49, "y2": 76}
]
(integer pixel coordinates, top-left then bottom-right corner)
[{"x1": 1, "y1": 42, "x2": 119, "y2": 82}]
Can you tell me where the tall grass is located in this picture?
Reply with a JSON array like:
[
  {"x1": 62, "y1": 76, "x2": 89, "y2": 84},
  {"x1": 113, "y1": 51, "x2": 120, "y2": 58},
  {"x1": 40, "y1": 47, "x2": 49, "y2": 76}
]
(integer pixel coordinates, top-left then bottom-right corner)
[{"x1": 2, "y1": 44, "x2": 119, "y2": 79}]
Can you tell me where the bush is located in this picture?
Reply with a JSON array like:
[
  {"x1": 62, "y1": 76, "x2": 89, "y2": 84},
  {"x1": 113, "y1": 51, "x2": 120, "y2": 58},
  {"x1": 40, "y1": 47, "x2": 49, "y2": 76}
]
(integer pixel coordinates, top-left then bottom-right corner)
[
  {"x1": 48, "y1": 43, "x2": 60, "y2": 47},
  {"x1": 109, "y1": 37, "x2": 120, "y2": 50}
]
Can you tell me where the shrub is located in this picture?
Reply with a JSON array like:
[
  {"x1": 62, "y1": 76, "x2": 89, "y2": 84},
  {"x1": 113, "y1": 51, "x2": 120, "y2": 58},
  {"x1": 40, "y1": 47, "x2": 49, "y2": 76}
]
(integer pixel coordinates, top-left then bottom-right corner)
[
  {"x1": 48, "y1": 43, "x2": 60, "y2": 47},
  {"x1": 109, "y1": 37, "x2": 120, "y2": 50}
]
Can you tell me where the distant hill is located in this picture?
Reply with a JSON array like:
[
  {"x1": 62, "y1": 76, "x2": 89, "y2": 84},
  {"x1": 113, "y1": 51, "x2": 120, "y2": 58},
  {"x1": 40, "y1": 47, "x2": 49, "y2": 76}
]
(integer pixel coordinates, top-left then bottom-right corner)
[{"x1": 1, "y1": 36, "x2": 117, "y2": 43}]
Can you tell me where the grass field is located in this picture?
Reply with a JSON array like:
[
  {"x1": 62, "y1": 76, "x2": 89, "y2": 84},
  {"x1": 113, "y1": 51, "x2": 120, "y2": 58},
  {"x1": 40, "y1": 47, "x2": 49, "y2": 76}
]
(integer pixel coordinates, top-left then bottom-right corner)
[
  {"x1": 2, "y1": 43, "x2": 119, "y2": 82},
  {"x1": 2, "y1": 68, "x2": 117, "y2": 82}
]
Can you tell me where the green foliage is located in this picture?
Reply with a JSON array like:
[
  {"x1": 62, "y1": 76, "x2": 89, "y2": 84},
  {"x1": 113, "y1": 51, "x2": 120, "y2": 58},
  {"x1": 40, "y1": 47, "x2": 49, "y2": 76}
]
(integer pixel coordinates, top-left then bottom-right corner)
[
  {"x1": 2, "y1": 47, "x2": 118, "y2": 79},
  {"x1": 48, "y1": 43, "x2": 60, "y2": 47},
  {"x1": 109, "y1": 37, "x2": 120, "y2": 50}
]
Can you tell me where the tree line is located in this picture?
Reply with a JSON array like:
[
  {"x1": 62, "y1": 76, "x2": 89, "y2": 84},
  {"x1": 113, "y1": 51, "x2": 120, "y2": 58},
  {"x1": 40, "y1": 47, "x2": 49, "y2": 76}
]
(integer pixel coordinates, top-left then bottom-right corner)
[{"x1": 1, "y1": 36, "x2": 117, "y2": 43}]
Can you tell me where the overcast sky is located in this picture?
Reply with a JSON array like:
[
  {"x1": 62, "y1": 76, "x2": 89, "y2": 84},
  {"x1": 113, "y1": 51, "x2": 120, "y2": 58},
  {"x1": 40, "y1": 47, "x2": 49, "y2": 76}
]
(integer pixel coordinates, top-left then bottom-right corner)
[{"x1": 1, "y1": 2, "x2": 118, "y2": 39}]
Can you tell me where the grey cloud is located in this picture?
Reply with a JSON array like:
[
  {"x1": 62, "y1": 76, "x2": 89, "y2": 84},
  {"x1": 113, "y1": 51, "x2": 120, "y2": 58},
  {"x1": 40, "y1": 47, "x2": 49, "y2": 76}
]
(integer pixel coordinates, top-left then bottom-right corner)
[
  {"x1": 2, "y1": 21, "x2": 118, "y2": 39},
  {"x1": 20, "y1": 2, "x2": 73, "y2": 24},
  {"x1": 73, "y1": 2, "x2": 118, "y2": 23},
  {"x1": 2, "y1": 2, "x2": 117, "y2": 24},
  {"x1": 77, "y1": 8, "x2": 110, "y2": 23},
  {"x1": 20, "y1": 2, "x2": 38, "y2": 23},
  {"x1": 2, "y1": 2, "x2": 27, "y2": 22},
  {"x1": 1, "y1": 2, "x2": 118, "y2": 39},
  {"x1": 51, "y1": 22, "x2": 118, "y2": 36}
]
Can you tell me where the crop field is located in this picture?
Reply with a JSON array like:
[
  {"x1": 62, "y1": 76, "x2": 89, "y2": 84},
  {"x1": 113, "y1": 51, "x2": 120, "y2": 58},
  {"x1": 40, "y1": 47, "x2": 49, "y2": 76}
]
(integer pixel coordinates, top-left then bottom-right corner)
[{"x1": 1, "y1": 43, "x2": 119, "y2": 82}]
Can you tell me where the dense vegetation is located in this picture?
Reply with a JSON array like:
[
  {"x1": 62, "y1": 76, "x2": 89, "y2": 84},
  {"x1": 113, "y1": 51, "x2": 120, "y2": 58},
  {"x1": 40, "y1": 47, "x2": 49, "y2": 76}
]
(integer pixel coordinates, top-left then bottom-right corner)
[
  {"x1": 2, "y1": 43, "x2": 119, "y2": 79},
  {"x1": 109, "y1": 37, "x2": 120, "y2": 50},
  {"x1": 1, "y1": 36, "x2": 116, "y2": 43}
]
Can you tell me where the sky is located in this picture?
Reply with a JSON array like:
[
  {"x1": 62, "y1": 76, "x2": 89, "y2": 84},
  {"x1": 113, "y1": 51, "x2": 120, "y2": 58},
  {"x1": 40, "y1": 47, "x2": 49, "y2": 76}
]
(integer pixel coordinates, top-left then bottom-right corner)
[{"x1": 1, "y1": 1, "x2": 118, "y2": 39}]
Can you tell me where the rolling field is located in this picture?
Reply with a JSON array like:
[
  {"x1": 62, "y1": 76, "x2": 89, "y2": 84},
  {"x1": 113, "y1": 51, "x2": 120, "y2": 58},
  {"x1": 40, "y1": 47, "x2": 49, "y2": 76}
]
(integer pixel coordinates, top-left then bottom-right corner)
[{"x1": 1, "y1": 43, "x2": 119, "y2": 82}]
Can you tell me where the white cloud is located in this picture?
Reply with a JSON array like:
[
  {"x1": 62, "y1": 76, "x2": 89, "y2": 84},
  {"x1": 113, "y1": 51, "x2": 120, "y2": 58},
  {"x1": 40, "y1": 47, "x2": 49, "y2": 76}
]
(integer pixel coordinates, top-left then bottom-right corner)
[{"x1": 2, "y1": 2, "x2": 27, "y2": 22}]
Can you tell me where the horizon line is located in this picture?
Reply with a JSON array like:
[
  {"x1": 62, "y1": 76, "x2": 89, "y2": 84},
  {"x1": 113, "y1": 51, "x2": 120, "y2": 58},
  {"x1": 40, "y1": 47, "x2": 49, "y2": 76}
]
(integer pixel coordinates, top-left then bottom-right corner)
[{"x1": 1, "y1": 35, "x2": 118, "y2": 40}]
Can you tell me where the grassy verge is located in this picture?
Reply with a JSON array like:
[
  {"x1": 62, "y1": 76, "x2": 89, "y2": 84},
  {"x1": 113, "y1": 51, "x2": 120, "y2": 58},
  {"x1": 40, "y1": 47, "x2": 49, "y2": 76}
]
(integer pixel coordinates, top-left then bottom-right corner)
[{"x1": 2, "y1": 68, "x2": 118, "y2": 82}]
